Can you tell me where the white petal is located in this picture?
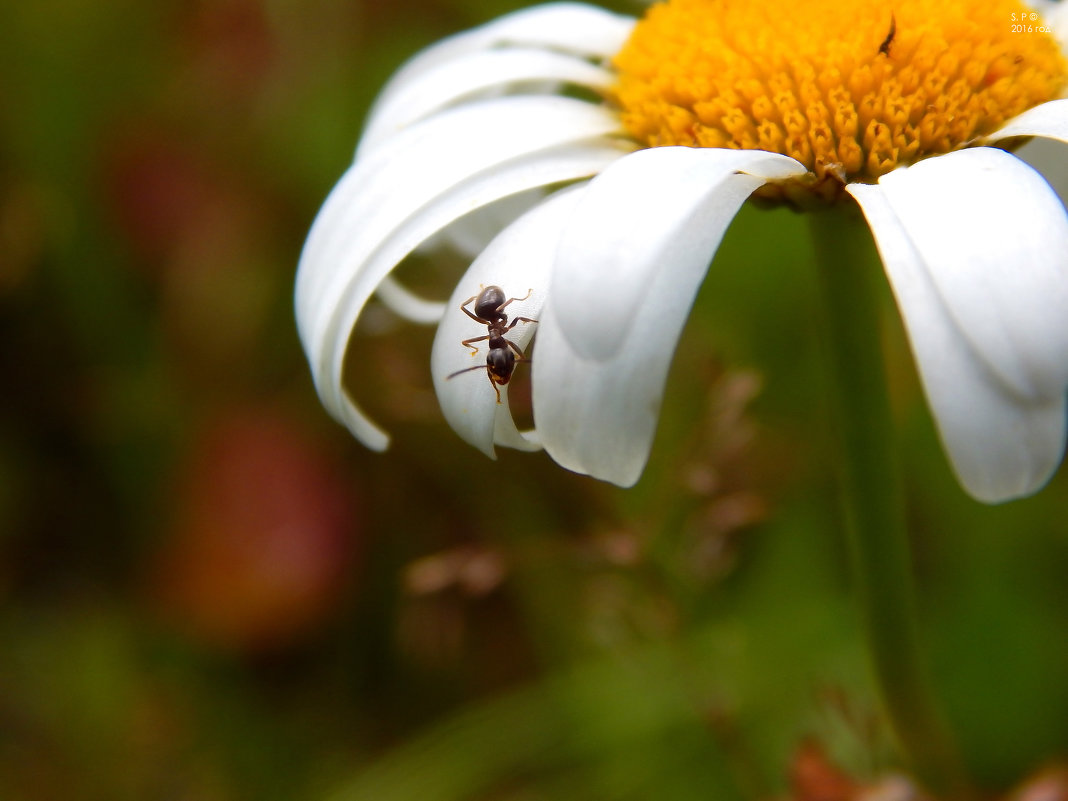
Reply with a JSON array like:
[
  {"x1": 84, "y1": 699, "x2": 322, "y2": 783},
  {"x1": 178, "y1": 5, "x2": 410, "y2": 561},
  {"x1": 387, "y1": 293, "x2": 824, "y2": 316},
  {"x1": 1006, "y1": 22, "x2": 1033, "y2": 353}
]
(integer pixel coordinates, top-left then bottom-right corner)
[
  {"x1": 1011, "y1": 3, "x2": 1068, "y2": 67},
  {"x1": 432, "y1": 187, "x2": 587, "y2": 457},
  {"x1": 872, "y1": 148, "x2": 1068, "y2": 399},
  {"x1": 417, "y1": 189, "x2": 546, "y2": 260},
  {"x1": 1044, "y1": 1, "x2": 1068, "y2": 50},
  {"x1": 989, "y1": 99, "x2": 1068, "y2": 235},
  {"x1": 298, "y1": 96, "x2": 623, "y2": 326},
  {"x1": 366, "y1": 3, "x2": 635, "y2": 126},
  {"x1": 373, "y1": 276, "x2": 447, "y2": 324},
  {"x1": 549, "y1": 146, "x2": 808, "y2": 361},
  {"x1": 359, "y1": 48, "x2": 615, "y2": 155},
  {"x1": 531, "y1": 300, "x2": 654, "y2": 486},
  {"x1": 295, "y1": 96, "x2": 633, "y2": 449},
  {"x1": 529, "y1": 148, "x2": 806, "y2": 485},
  {"x1": 376, "y1": 192, "x2": 546, "y2": 324},
  {"x1": 985, "y1": 99, "x2": 1068, "y2": 145},
  {"x1": 847, "y1": 150, "x2": 1068, "y2": 502},
  {"x1": 296, "y1": 96, "x2": 624, "y2": 336},
  {"x1": 1015, "y1": 136, "x2": 1068, "y2": 207},
  {"x1": 310, "y1": 135, "x2": 630, "y2": 365},
  {"x1": 309, "y1": 136, "x2": 632, "y2": 449}
]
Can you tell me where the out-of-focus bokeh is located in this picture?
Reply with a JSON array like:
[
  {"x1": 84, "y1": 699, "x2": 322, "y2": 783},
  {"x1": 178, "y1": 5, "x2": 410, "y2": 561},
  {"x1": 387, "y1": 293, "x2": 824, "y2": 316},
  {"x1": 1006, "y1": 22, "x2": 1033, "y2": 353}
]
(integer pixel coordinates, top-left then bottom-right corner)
[{"x1": 1, "y1": 1, "x2": 1067, "y2": 799}]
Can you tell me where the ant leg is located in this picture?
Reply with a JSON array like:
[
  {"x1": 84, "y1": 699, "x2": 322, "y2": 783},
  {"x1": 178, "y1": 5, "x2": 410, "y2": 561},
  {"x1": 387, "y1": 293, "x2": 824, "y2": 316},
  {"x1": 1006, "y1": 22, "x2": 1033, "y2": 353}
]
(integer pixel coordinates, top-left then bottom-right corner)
[
  {"x1": 459, "y1": 296, "x2": 488, "y2": 325},
  {"x1": 460, "y1": 334, "x2": 490, "y2": 355},
  {"x1": 505, "y1": 316, "x2": 537, "y2": 331},
  {"x1": 504, "y1": 338, "x2": 526, "y2": 357},
  {"x1": 495, "y1": 288, "x2": 533, "y2": 315},
  {"x1": 490, "y1": 377, "x2": 502, "y2": 404}
]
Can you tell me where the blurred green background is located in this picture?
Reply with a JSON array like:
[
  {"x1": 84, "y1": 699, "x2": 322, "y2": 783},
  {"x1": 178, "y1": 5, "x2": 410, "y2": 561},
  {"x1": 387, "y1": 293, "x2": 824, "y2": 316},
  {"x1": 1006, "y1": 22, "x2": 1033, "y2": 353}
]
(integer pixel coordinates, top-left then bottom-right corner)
[{"x1": 1, "y1": 1, "x2": 1067, "y2": 799}]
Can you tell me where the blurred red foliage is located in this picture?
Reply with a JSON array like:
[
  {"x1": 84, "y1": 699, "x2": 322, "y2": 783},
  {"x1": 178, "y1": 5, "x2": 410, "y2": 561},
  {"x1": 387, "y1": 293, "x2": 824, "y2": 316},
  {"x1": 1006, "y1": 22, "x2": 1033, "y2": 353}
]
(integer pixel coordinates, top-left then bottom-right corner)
[{"x1": 151, "y1": 407, "x2": 359, "y2": 653}]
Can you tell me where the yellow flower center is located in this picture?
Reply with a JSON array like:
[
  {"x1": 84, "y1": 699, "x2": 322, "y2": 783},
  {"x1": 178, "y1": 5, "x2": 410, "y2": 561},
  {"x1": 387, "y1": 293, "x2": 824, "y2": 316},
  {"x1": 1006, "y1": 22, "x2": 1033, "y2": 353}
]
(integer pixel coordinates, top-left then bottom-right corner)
[{"x1": 614, "y1": 0, "x2": 1068, "y2": 203}]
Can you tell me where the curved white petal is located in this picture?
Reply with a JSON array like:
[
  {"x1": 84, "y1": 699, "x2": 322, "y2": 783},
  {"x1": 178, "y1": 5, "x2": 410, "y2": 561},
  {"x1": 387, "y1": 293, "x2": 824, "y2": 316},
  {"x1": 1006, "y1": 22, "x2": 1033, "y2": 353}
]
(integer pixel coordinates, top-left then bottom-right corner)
[
  {"x1": 985, "y1": 99, "x2": 1068, "y2": 145},
  {"x1": 1045, "y1": 1, "x2": 1068, "y2": 50},
  {"x1": 873, "y1": 148, "x2": 1068, "y2": 399},
  {"x1": 530, "y1": 147, "x2": 806, "y2": 485},
  {"x1": 847, "y1": 148, "x2": 1068, "y2": 502},
  {"x1": 1023, "y1": 0, "x2": 1054, "y2": 13},
  {"x1": 997, "y1": 99, "x2": 1068, "y2": 209},
  {"x1": 374, "y1": 276, "x2": 447, "y2": 324},
  {"x1": 359, "y1": 48, "x2": 615, "y2": 155},
  {"x1": 298, "y1": 96, "x2": 623, "y2": 324},
  {"x1": 296, "y1": 95, "x2": 624, "y2": 337},
  {"x1": 366, "y1": 3, "x2": 635, "y2": 127},
  {"x1": 417, "y1": 188, "x2": 547, "y2": 260},
  {"x1": 376, "y1": 192, "x2": 545, "y2": 324},
  {"x1": 550, "y1": 146, "x2": 808, "y2": 361},
  {"x1": 1016, "y1": 136, "x2": 1068, "y2": 207},
  {"x1": 295, "y1": 96, "x2": 634, "y2": 450},
  {"x1": 432, "y1": 188, "x2": 587, "y2": 457},
  {"x1": 310, "y1": 137, "x2": 632, "y2": 450},
  {"x1": 531, "y1": 300, "x2": 654, "y2": 486},
  {"x1": 1023, "y1": 0, "x2": 1068, "y2": 46},
  {"x1": 312, "y1": 135, "x2": 631, "y2": 373}
]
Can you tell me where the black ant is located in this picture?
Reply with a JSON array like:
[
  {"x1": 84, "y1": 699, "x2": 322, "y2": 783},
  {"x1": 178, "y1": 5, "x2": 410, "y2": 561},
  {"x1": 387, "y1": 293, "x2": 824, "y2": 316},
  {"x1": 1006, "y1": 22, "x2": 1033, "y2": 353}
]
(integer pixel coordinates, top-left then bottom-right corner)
[
  {"x1": 446, "y1": 285, "x2": 536, "y2": 403},
  {"x1": 878, "y1": 13, "x2": 896, "y2": 56}
]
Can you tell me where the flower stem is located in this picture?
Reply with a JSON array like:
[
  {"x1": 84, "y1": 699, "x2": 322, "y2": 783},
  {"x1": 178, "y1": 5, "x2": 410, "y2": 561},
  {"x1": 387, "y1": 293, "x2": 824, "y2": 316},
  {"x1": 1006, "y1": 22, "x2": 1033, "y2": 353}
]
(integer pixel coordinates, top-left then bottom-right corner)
[{"x1": 808, "y1": 208, "x2": 967, "y2": 795}]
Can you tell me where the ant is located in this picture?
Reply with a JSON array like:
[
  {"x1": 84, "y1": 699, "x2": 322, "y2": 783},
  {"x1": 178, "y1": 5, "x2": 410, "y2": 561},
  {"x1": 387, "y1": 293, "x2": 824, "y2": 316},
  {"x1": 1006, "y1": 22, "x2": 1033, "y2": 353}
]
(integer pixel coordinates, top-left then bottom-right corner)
[
  {"x1": 878, "y1": 13, "x2": 896, "y2": 56},
  {"x1": 446, "y1": 285, "x2": 536, "y2": 403}
]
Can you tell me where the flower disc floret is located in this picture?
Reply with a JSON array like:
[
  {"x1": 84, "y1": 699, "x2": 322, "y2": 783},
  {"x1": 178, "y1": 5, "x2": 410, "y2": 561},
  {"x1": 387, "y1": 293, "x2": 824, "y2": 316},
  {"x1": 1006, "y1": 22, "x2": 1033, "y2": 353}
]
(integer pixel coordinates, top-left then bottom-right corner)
[{"x1": 615, "y1": 0, "x2": 1068, "y2": 202}]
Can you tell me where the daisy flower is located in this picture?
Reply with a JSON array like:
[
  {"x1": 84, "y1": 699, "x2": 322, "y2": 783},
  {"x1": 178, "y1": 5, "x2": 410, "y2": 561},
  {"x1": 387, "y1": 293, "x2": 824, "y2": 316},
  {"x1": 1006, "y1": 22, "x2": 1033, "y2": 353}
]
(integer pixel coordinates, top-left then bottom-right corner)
[{"x1": 295, "y1": 0, "x2": 1068, "y2": 504}]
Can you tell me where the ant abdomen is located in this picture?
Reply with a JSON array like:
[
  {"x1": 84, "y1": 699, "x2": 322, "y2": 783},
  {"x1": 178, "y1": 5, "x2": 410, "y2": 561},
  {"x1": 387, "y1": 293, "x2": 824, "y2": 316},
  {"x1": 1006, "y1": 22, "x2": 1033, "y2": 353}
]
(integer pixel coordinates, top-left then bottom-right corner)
[{"x1": 486, "y1": 346, "x2": 515, "y2": 385}]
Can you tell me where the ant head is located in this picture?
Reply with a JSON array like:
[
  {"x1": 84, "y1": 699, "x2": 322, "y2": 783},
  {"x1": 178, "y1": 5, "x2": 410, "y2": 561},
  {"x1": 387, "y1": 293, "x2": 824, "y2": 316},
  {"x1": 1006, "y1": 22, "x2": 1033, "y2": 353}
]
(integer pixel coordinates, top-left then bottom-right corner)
[
  {"x1": 474, "y1": 285, "x2": 507, "y2": 322},
  {"x1": 486, "y1": 344, "x2": 515, "y2": 385}
]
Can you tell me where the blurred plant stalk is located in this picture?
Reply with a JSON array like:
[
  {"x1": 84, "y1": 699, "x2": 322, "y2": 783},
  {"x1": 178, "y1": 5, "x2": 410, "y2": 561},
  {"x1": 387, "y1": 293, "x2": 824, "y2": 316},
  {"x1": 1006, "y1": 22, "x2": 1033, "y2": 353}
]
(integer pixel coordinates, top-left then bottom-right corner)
[{"x1": 809, "y1": 209, "x2": 969, "y2": 797}]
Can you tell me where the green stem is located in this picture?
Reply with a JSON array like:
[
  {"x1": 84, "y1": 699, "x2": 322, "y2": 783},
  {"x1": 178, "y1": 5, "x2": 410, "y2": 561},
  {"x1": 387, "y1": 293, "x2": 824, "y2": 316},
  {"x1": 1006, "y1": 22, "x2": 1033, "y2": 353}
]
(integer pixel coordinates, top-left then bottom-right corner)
[{"x1": 808, "y1": 209, "x2": 967, "y2": 795}]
